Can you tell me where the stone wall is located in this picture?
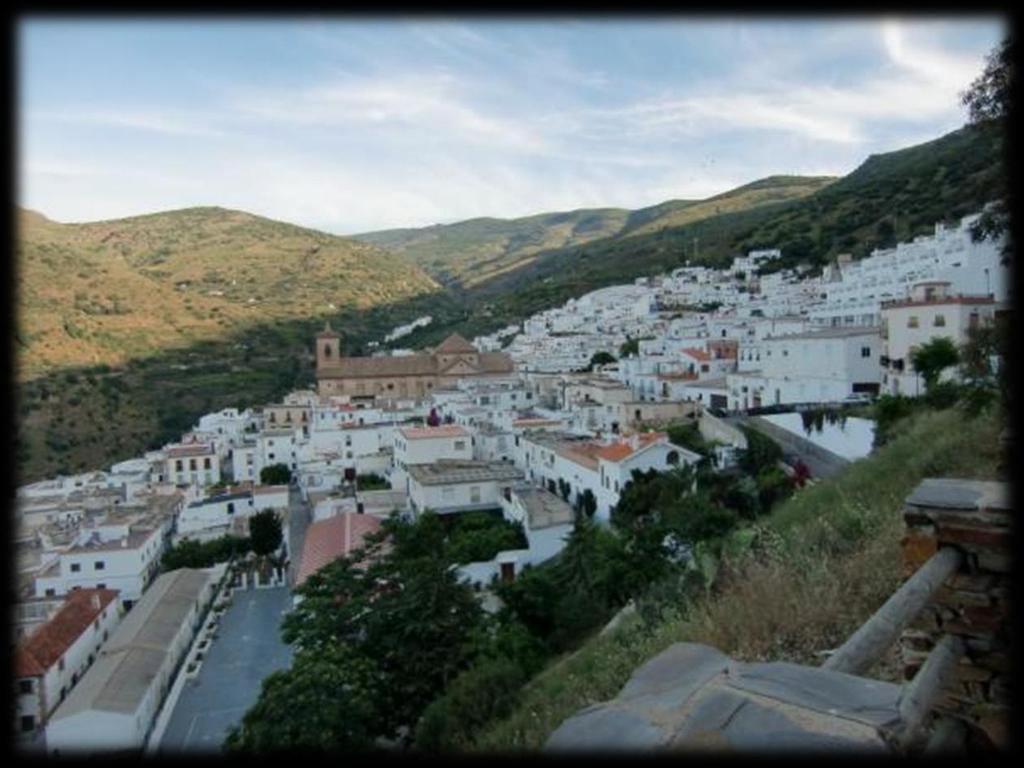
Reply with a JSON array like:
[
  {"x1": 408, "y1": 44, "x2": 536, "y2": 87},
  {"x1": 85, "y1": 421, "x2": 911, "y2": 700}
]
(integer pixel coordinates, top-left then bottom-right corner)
[{"x1": 899, "y1": 478, "x2": 1010, "y2": 748}]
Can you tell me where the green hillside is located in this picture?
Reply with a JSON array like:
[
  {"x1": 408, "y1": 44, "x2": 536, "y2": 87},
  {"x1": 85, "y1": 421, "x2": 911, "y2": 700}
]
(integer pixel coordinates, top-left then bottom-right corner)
[
  {"x1": 395, "y1": 122, "x2": 1005, "y2": 350},
  {"x1": 469, "y1": 405, "x2": 1005, "y2": 750},
  {"x1": 355, "y1": 175, "x2": 832, "y2": 290},
  {"x1": 16, "y1": 207, "x2": 442, "y2": 482}
]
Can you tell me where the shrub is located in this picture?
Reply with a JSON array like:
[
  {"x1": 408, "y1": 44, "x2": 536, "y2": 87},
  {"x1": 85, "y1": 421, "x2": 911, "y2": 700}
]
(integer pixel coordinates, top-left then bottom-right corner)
[{"x1": 414, "y1": 656, "x2": 528, "y2": 751}]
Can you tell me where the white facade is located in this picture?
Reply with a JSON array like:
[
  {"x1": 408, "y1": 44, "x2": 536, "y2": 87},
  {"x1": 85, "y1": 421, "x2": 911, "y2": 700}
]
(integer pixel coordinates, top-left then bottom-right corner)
[
  {"x1": 34, "y1": 525, "x2": 169, "y2": 609},
  {"x1": 15, "y1": 590, "x2": 123, "y2": 737},
  {"x1": 880, "y1": 282, "x2": 1002, "y2": 396}
]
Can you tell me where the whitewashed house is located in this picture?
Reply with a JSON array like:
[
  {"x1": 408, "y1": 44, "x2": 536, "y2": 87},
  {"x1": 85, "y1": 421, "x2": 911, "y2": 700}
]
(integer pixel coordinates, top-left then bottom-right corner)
[
  {"x1": 726, "y1": 326, "x2": 882, "y2": 410},
  {"x1": 44, "y1": 568, "x2": 217, "y2": 755},
  {"x1": 391, "y1": 425, "x2": 474, "y2": 489},
  {"x1": 163, "y1": 444, "x2": 221, "y2": 488},
  {"x1": 15, "y1": 588, "x2": 123, "y2": 739},
  {"x1": 880, "y1": 280, "x2": 1003, "y2": 396},
  {"x1": 406, "y1": 461, "x2": 523, "y2": 516}
]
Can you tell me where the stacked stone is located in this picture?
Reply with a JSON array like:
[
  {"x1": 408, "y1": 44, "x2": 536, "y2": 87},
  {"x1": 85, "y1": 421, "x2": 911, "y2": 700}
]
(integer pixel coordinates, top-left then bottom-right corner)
[{"x1": 899, "y1": 478, "x2": 1010, "y2": 748}]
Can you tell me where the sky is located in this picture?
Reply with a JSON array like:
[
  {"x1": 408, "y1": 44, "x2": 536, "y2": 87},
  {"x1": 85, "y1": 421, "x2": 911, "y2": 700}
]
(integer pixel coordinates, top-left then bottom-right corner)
[{"x1": 19, "y1": 16, "x2": 1006, "y2": 234}]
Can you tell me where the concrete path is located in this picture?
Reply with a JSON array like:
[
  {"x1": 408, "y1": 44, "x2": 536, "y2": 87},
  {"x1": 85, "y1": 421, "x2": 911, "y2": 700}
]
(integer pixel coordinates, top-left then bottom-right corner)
[
  {"x1": 286, "y1": 485, "x2": 312, "y2": 586},
  {"x1": 158, "y1": 586, "x2": 294, "y2": 754}
]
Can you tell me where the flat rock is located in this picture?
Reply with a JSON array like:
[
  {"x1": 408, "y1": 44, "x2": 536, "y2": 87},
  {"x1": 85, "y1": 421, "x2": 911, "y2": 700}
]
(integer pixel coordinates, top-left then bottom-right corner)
[
  {"x1": 544, "y1": 642, "x2": 904, "y2": 752},
  {"x1": 905, "y1": 479, "x2": 1009, "y2": 511}
]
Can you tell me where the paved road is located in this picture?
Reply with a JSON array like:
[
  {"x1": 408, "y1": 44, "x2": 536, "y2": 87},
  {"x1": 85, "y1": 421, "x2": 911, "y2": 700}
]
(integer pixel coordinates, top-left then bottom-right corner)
[
  {"x1": 286, "y1": 485, "x2": 312, "y2": 586},
  {"x1": 158, "y1": 586, "x2": 295, "y2": 753},
  {"x1": 727, "y1": 414, "x2": 850, "y2": 480}
]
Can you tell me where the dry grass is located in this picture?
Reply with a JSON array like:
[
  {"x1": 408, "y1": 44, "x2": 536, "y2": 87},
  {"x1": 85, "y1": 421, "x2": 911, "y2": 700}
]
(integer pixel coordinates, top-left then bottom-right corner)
[{"x1": 469, "y1": 405, "x2": 1006, "y2": 751}]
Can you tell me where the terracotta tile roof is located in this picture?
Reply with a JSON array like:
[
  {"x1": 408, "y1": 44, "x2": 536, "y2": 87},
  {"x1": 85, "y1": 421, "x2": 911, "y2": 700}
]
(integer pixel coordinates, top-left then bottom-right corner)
[
  {"x1": 682, "y1": 347, "x2": 711, "y2": 362},
  {"x1": 434, "y1": 333, "x2": 478, "y2": 354},
  {"x1": 16, "y1": 589, "x2": 119, "y2": 677},
  {"x1": 296, "y1": 513, "x2": 383, "y2": 587},
  {"x1": 399, "y1": 425, "x2": 469, "y2": 440},
  {"x1": 253, "y1": 484, "x2": 289, "y2": 495},
  {"x1": 594, "y1": 432, "x2": 668, "y2": 463},
  {"x1": 165, "y1": 444, "x2": 214, "y2": 458}
]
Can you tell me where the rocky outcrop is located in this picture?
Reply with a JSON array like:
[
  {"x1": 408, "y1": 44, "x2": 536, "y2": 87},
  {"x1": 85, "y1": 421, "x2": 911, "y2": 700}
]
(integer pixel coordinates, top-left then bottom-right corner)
[{"x1": 546, "y1": 642, "x2": 901, "y2": 751}]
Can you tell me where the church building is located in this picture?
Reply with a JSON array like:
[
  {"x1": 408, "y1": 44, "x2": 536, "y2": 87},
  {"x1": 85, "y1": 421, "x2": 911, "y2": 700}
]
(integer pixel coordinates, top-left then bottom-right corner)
[{"x1": 315, "y1": 323, "x2": 514, "y2": 399}]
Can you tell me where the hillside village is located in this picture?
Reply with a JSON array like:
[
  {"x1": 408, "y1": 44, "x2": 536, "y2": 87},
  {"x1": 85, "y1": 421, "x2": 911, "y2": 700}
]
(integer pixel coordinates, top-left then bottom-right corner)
[{"x1": 12, "y1": 203, "x2": 1010, "y2": 753}]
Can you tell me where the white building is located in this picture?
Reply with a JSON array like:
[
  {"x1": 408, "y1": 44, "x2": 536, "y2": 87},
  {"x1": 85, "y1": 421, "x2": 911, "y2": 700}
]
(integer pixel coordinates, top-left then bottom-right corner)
[
  {"x1": 34, "y1": 514, "x2": 173, "y2": 610},
  {"x1": 15, "y1": 588, "x2": 123, "y2": 739},
  {"x1": 44, "y1": 568, "x2": 218, "y2": 755},
  {"x1": 163, "y1": 444, "x2": 221, "y2": 488},
  {"x1": 880, "y1": 280, "x2": 1003, "y2": 396},
  {"x1": 726, "y1": 326, "x2": 881, "y2": 410},
  {"x1": 392, "y1": 425, "x2": 474, "y2": 489},
  {"x1": 406, "y1": 461, "x2": 524, "y2": 516}
]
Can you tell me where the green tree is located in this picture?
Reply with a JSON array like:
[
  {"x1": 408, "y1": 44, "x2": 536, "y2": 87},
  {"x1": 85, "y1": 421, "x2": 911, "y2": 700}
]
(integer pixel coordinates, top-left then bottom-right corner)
[
  {"x1": 910, "y1": 337, "x2": 960, "y2": 390},
  {"x1": 587, "y1": 351, "x2": 617, "y2": 370},
  {"x1": 619, "y1": 337, "x2": 640, "y2": 357},
  {"x1": 737, "y1": 426, "x2": 783, "y2": 475},
  {"x1": 249, "y1": 510, "x2": 283, "y2": 557},
  {"x1": 580, "y1": 489, "x2": 597, "y2": 519},
  {"x1": 260, "y1": 463, "x2": 291, "y2": 485},
  {"x1": 961, "y1": 38, "x2": 1011, "y2": 257},
  {"x1": 282, "y1": 513, "x2": 483, "y2": 739},
  {"x1": 225, "y1": 647, "x2": 381, "y2": 752},
  {"x1": 961, "y1": 38, "x2": 1011, "y2": 124}
]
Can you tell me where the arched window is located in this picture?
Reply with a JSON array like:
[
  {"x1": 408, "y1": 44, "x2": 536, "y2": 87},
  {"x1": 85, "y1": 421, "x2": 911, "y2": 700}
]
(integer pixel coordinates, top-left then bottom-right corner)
[
  {"x1": 666, "y1": 450, "x2": 680, "y2": 466},
  {"x1": 323, "y1": 344, "x2": 332, "y2": 358}
]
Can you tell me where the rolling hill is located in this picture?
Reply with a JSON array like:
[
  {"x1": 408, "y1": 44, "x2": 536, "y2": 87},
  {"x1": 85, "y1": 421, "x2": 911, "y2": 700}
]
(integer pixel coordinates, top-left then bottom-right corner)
[
  {"x1": 15, "y1": 207, "x2": 442, "y2": 481},
  {"x1": 390, "y1": 122, "x2": 1006, "y2": 350},
  {"x1": 15, "y1": 122, "x2": 1006, "y2": 483},
  {"x1": 17, "y1": 206, "x2": 440, "y2": 379},
  {"x1": 355, "y1": 175, "x2": 834, "y2": 290}
]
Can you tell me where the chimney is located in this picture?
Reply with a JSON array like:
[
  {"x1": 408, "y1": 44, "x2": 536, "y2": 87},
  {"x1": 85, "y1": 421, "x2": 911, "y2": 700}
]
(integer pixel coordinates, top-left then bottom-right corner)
[
  {"x1": 91, "y1": 593, "x2": 101, "y2": 611},
  {"x1": 120, "y1": 537, "x2": 128, "y2": 548}
]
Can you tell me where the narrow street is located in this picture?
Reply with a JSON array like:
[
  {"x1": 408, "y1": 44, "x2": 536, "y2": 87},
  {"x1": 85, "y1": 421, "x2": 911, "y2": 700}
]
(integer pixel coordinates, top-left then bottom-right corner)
[
  {"x1": 286, "y1": 485, "x2": 312, "y2": 587},
  {"x1": 727, "y1": 414, "x2": 851, "y2": 480}
]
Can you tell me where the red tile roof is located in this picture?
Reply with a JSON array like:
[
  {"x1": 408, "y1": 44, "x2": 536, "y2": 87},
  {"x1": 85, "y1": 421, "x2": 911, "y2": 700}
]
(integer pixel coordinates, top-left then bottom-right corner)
[
  {"x1": 296, "y1": 513, "x2": 384, "y2": 587},
  {"x1": 595, "y1": 432, "x2": 667, "y2": 463},
  {"x1": 399, "y1": 425, "x2": 469, "y2": 440},
  {"x1": 16, "y1": 589, "x2": 119, "y2": 678},
  {"x1": 682, "y1": 347, "x2": 711, "y2": 362}
]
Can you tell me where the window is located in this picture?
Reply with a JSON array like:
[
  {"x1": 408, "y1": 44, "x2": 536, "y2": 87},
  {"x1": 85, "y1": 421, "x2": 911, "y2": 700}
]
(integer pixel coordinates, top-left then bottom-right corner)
[
  {"x1": 20, "y1": 715, "x2": 35, "y2": 733},
  {"x1": 227, "y1": 502, "x2": 235, "y2": 515},
  {"x1": 189, "y1": 458, "x2": 197, "y2": 471},
  {"x1": 58, "y1": 657, "x2": 65, "y2": 671},
  {"x1": 70, "y1": 563, "x2": 81, "y2": 573},
  {"x1": 97, "y1": 583, "x2": 106, "y2": 589},
  {"x1": 933, "y1": 314, "x2": 946, "y2": 327},
  {"x1": 19, "y1": 679, "x2": 33, "y2": 695},
  {"x1": 454, "y1": 440, "x2": 466, "y2": 450},
  {"x1": 175, "y1": 460, "x2": 184, "y2": 472},
  {"x1": 861, "y1": 347, "x2": 871, "y2": 358},
  {"x1": 908, "y1": 316, "x2": 919, "y2": 328},
  {"x1": 204, "y1": 458, "x2": 212, "y2": 469},
  {"x1": 323, "y1": 343, "x2": 332, "y2": 358},
  {"x1": 470, "y1": 486, "x2": 481, "y2": 504},
  {"x1": 94, "y1": 561, "x2": 105, "y2": 571}
]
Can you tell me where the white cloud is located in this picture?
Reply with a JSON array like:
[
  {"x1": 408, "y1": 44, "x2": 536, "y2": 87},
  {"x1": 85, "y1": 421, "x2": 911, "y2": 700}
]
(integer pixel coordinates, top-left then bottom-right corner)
[
  {"x1": 31, "y1": 108, "x2": 226, "y2": 138},
  {"x1": 227, "y1": 72, "x2": 550, "y2": 154}
]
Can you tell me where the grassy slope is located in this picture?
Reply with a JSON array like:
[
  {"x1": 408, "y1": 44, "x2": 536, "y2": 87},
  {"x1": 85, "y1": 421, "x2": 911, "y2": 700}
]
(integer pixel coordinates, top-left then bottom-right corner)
[
  {"x1": 16, "y1": 207, "x2": 442, "y2": 482},
  {"x1": 469, "y1": 405, "x2": 1005, "y2": 750},
  {"x1": 17, "y1": 206, "x2": 439, "y2": 378},
  {"x1": 355, "y1": 176, "x2": 833, "y2": 290}
]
